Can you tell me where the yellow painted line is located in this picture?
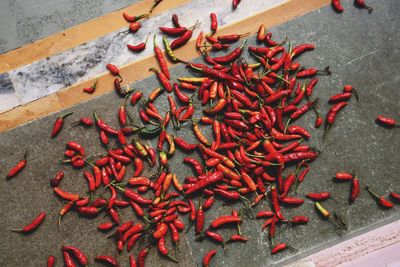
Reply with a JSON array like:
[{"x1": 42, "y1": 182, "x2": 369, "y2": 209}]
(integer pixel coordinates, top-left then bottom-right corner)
[
  {"x1": 0, "y1": 0, "x2": 330, "y2": 132},
  {"x1": 0, "y1": 0, "x2": 190, "y2": 73}
]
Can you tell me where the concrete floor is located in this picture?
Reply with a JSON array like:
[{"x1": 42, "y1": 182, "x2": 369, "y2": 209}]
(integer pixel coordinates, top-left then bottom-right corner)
[
  {"x1": 0, "y1": 0, "x2": 137, "y2": 54},
  {"x1": 0, "y1": 0, "x2": 399, "y2": 266}
]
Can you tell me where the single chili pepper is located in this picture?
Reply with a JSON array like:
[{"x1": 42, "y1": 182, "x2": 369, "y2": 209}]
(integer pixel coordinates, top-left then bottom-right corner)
[
  {"x1": 257, "y1": 24, "x2": 267, "y2": 41},
  {"x1": 211, "y1": 215, "x2": 241, "y2": 228},
  {"x1": 106, "y1": 63, "x2": 122, "y2": 81},
  {"x1": 183, "y1": 157, "x2": 204, "y2": 176},
  {"x1": 170, "y1": 29, "x2": 193, "y2": 50},
  {"x1": 53, "y1": 187, "x2": 80, "y2": 201},
  {"x1": 355, "y1": 0, "x2": 373, "y2": 13},
  {"x1": 365, "y1": 185, "x2": 394, "y2": 208},
  {"x1": 335, "y1": 172, "x2": 354, "y2": 180},
  {"x1": 160, "y1": 26, "x2": 187, "y2": 36},
  {"x1": 149, "y1": 68, "x2": 172, "y2": 92},
  {"x1": 192, "y1": 121, "x2": 211, "y2": 146},
  {"x1": 152, "y1": 35, "x2": 170, "y2": 78},
  {"x1": 127, "y1": 33, "x2": 149, "y2": 52},
  {"x1": 290, "y1": 99, "x2": 318, "y2": 120},
  {"x1": 174, "y1": 136, "x2": 197, "y2": 151},
  {"x1": 387, "y1": 191, "x2": 400, "y2": 201},
  {"x1": 122, "y1": 188, "x2": 153, "y2": 205},
  {"x1": 47, "y1": 255, "x2": 55, "y2": 267},
  {"x1": 283, "y1": 151, "x2": 318, "y2": 163},
  {"x1": 281, "y1": 173, "x2": 296, "y2": 197},
  {"x1": 270, "y1": 185, "x2": 285, "y2": 220},
  {"x1": 67, "y1": 141, "x2": 85, "y2": 157},
  {"x1": 350, "y1": 175, "x2": 360, "y2": 203},
  {"x1": 185, "y1": 171, "x2": 223, "y2": 195},
  {"x1": 315, "y1": 201, "x2": 330, "y2": 218},
  {"x1": 97, "y1": 221, "x2": 114, "y2": 231},
  {"x1": 332, "y1": 0, "x2": 344, "y2": 12},
  {"x1": 210, "y1": 13, "x2": 218, "y2": 33},
  {"x1": 83, "y1": 170, "x2": 96, "y2": 195},
  {"x1": 137, "y1": 247, "x2": 149, "y2": 267},
  {"x1": 256, "y1": 210, "x2": 275, "y2": 219},
  {"x1": 306, "y1": 192, "x2": 331, "y2": 201},
  {"x1": 196, "y1": 201, "x2": 205, "y2": 235},
  {"x1": 217, "y1": 33, "x2": 249, "y2": 43},
  {"x1": 95, "y1": 255, "x2": 119, "y2": 267},
  {"x1": 62, "y1": 251, "x2": 75, "y2": 267},
  {"x1": 157, "y1": 237, "x2": 179, "y2": 262},
  {"x1": 280, "y1": 197, "x2": 304, "y2": 205},
  {"x1": 271, "y1": 243, "x2": 287, "y2": 254},
  {"x1": 10, "y1": 212, "x2": 46, "y2": 233},
  {"x1": 6, "y1": 151, "x2": 28, "y2": 179},
  {"x1": 62, "y1": 246, "x2": 88, "y2": 266},
  {"x1": 203, "y1": 249, "x2": 217, "y2": 267},
  {"x1": 296, "y1": 67, "x2": 331, "y2": 78},
  {"x1": 172, "y1": 13, "x2": 181, "y2": 27},
  {"x1": 212, "y1": 40, "x2": 247, "y2": 64},
  {"x1": 329, "y1": 92, "x2": 353, "y2": 103},
  {"x1": 123, "y1": 13, "x2": 148, "y2": 23},
  {"x1": 51, "y1": 112, "x2": 73, "y2": 138},
  {"x1": 376, "y1": 115, "x2": 399, "y2": 127}
]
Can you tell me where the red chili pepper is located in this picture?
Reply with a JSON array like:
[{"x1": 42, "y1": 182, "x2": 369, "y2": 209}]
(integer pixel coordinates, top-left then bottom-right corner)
[
  {"x1": 173, "y1": 83, "x2": 190, "y2": 103},
  {"x1": 324, "y1": 101, "x2": 348, "y2": 137},
  {"x1": 211, "y1": 215, "x2": 241, "y2": 228},
  {"x1": 62, "y1": 246, "x2": 88, "y2": 266},
  {"x1": 376, "y1": 115, "x2": 399, "y2": 127},
  {"x1": 10, "y1": 212, "x2": 46, "y2": 233},
  {"x1": 153, "y1": 35, "x2": 170, "y2": 79},
  {"x1": 185, "y1": 171, "x2": 223, "y2": 195},
  {"x1": 149, "y1": 68, "x2": 172, "y2": 92},
  {"x1": 306, "y1": 192, "x2": 331, "y2": 201},
  {"x1": 171, "y1": 13, "x2": 181, "y2": 27},
  {"x1": 95, "y1": 255, "x2": 119, "y2": 267},
  {"x1": 217, "y1": 33, "x2": 249, "y2": 43},
  {"x1": 355, "y1": 0, "x2": 373, "y2": 13},
  {"x1": 106, "y1": 63, "x2": 122, "y2": 81},
  {"x1": 388, "y1": 192, "x2": 400, "y2": 201},
  {"x1": 212, "y1": 40, "x2": 246, "y2": 64},
  {"x1": 6, "y1": 151, "x2": 28, "y2": 179},
  {"x1": 174, "y1": 136, "x2": 197, "y2": 151},
  {"x1": 47, "y1": 255, "x2": 55, "y2": 267},
  {"x1": 137, "y1": 248, "x2": 149, "y2": 267},
  {"x1": 210, "y1": 13, "x2": 218, "y2": 33},
  {"x1": 296, "y1": 67, "x2": 331, "y2": 78},
  {"x1": 350, "y1": 175, "x2": 360, "y2": 203},
  {"x1": 170, "y1": 29, "x2": 193, "y2": 50},
  {"x1": 196, "y1": 202, "x2": 205, "y2": 235},
  {"x1": 53, "y1": 187, "x2": 80, "y2": 201},
  {"x1": 51, "y1": 112, "x2": 73, "y2": 138},
  {"x1": 203, "y1": 249, "x2": 217, "y2": 267},
  {"x1": 365, "y1": 186, "x2": 393, "y2": 208},
  {"x1": 335, "y1": 172, "x2": 353, "y2": 180},
  {"x1": 62, "y1": 251, "x2": 75, "y2": 267},
  {"x1": 332, "y1": 0, "x2": 344, "y2": 12},
  {"x1": 123, "y1": 13, "x2": 148, "y2": 23},
  {"x1": 271, "y1": 243, "x2": 287, "y2": 254},
  {"x1": 127, "y1": 34, "x2": 149, "y2": 52}
]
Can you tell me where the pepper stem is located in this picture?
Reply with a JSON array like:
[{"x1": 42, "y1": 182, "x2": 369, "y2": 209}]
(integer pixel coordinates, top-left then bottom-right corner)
[{"x1": 365, "y1": 185, "x2": 380, "y2": 199}]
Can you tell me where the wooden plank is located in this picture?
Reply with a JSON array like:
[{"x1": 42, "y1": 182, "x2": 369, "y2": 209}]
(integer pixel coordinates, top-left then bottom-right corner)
[
  {"x1": 0, "y1": 0, "x2": 330, "y2": 132},
  {"x1": 0, "y1": 0, "x2": 190, "y2": 73}
]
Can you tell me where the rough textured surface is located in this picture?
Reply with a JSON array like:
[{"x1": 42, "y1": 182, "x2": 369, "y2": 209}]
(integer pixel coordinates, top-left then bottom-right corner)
[
  {"x1": 0, "y1": 0, "x2": 138, "y2": 54},
  {"x1": 0, "y1": 0, "x2": 399, "y2": 266}
]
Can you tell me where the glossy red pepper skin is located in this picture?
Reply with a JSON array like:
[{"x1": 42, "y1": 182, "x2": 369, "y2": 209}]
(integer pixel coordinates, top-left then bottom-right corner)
[
  {"x1": 185, "y1": 172, "x2": 223, "y2": 195},
  {"x1": 51, "y1": 112, "x2": 73, "y2": 138},
  {"x1": 203, "y1": 250, "x2": 217, "y2": 267},
  {"x1": 170, "y1": 30, "x2": 193, "y2": 49},
  {"x1": 376, "y1": 115, "x2": 398, "y2": 127},
  {"x1": 211, "y1": 215, "x2": 241, "y2": 228},
  {"x1": 271, "y1": 243, "x2": 287, "y2": 254},
  {"x1": 10, "y1": 212, "x2": 46, "y2": 233},
  {"x1": 62, "y1": 246, "x2": 88, "y2": 266},
  {"x1": 47, "y1": 255, "x2": 55, "y2": 267},
  {"x1": 137, "y1": 248, "x2": 149, "y2": 267},
  {"x1": 6, "y1": 151, "x2": 28, "y2": 179},
  {"x1": 350, "y1": 176, "x2": 360, "y2": 203}
]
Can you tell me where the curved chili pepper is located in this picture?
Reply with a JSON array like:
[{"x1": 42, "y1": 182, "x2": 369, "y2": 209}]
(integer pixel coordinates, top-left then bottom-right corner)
[
  {"x1": 62, "y1": 246, "x2": 88, "y2": 266},
  {"x1": 106, "y1": 63, "x2": 122, "y2": 81},
  {"x1": 10, "y1": 212, "x2": 46, "y2": 233},
  {"x1": 203, "y1": 249, "x2": 217, "y2": 267},
  {"x1": 170, "y1": 29, "x2": 193, "y2": 50},
  {"x1": 6, "y1": 151, "x2": 28, "y2": 179},
  {"x1": 53, "y1": 187, "x2": 80, "y2": 201},
  {"x1": 212, "y1": 40, "x2": 246, "y2": 64},
  {"x1": 137, "y1": 247, "x2": 149, "y2": 267},
  {"x1": 174, "y1": 136, "x2": 197, "y2": 151},
  {"x1": 63, "y1": 251, "x2": 75, "y2": 267},
  {"x1": 332, "y1": 0, "x2": 344, "y2": 12},
  {"x1": 123, "y1": 13, "x2": 148, "y2": 23},
  {"x1": 306, "y1": 192, "x2": 330, "y2": 201},
  {"x1": 196, "y1": 202, "x2": 204, "y2": 235},
  {"x1": 350, "y1": 175, "x2": 360, "y2": 203}
]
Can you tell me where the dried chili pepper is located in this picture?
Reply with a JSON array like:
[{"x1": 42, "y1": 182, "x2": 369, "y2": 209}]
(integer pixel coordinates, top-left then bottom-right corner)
[
  {"x1": 332, "y1": 0, "x2": 344, "y2": 12},
  {"x1": 83, "y1": 80, "x2": 98, "y2": 94},
  {"x1": 203, "y1": 249, "x2": 217, "y2": 267},
  {"x1": 271, "y1": 243, "x2": 287, "y2": 254},
  {"x1": 127, "y1": 33, "x2": 149, "y2": 52},
  {"x1": 62, "y1": 246, "x2": 88, "y2": 266},
  {"x1": 95, "y1": 255, "x2": 119, "y2": 267},
  {"x1": 376, "y1": 115, "x2": 399, "y2": 127}
]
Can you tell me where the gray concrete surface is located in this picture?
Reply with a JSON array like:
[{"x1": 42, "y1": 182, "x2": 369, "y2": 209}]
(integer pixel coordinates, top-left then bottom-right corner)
[
  {"x1": 0, "y1": 0, "x2": 400, "y2": 266},
  {"x1": 0, "y1": 0, "x2": 139, "y2": 54}
]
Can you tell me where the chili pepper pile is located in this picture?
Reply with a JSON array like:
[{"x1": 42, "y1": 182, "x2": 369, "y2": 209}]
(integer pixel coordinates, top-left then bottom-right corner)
[{"x1": 4, "y1": 1, "x2": 400, "y2": 267}]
